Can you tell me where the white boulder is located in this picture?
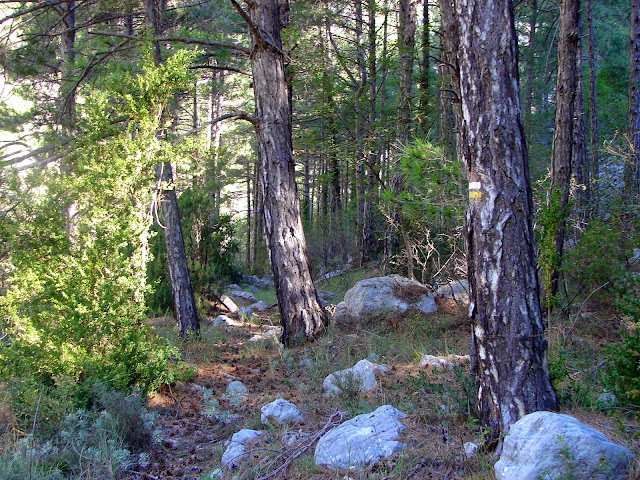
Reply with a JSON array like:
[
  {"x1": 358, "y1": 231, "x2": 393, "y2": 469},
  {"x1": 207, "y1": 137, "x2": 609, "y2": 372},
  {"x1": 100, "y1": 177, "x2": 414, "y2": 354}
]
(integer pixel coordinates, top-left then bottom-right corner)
[
  {"x1": 323, "y1": 359, "x2": 382, "y2": 396},
  {"x1": 332, "y1": 275, "x2": 437, "y2": 327},
  {"x1": 495, "y1": 411, "x2": 634, "y2": 480},
  {"x1": 221, "y1": 429, "x2": 264, "y2": 469},
  {"x1": 314, "y1": 405, "x2": 407, "y2": 471},
  {"x1": 260, "y1": 399, "x2": 304, "y2": 426}
]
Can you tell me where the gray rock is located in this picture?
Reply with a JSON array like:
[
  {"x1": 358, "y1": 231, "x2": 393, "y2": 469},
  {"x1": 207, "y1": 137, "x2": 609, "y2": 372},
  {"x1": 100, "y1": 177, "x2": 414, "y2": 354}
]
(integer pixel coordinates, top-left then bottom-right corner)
[
  {"x1": 227, "y1": 284, "x2": 241, "y2": 291},
  {"x1": 333, "y1": 275, "x2": 437, "y2": 327},
  {"x1": 495, "y1": 411, "x2": 634, "y2": 480},
  {"x1": 238, "y1": 306, "x2": 257, "y2": 322},
  {"x1": 220, "y1": 295, "x2": 238, "y2": 314},
  {"x1": 323, "y1": 359, "x2": 379, "y2": 396},
  {"x1": 314, "y1": 405, "x2": 407, "y2": 471},
  {"x1": 226, "y1": 380, "x2": 248, "y2": 397},
  {"x1": 211, "y1": 315, "x2": 233, "y2": 326},
  {"x1": 419, "y1": 354, "x2": 470, "y2": 372},
  {"x1": 248, "y1": 328, "x2": 281, "y2": 344},
  {"x1": 230, "y1": 290, "x2": 257, "y2": 302},
  {"x1": 260, "y1": 399, "x2": 304, "y2": 426},
  {"x1": 596, "y1": 391, "x2": 618, "y2": 410},
  {"x1": 435, "y1": 279, "x2": 470, "y2": 305},
  {"x1": 221, "y1": 429, "x2": 264, "y2": 469},
  {"x1": 249, "y1": 301, "x2": 269, "y2": 312}
]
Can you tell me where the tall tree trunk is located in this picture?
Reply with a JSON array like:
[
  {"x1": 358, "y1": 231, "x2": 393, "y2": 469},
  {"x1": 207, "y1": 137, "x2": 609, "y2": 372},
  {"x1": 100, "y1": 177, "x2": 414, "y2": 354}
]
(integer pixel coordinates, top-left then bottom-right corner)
[
  {"x1": 398, "y1": 0, "x2": 416, "y2": 144},
  {"x1": 419, "y1": 0, "x2": 430, "y2": 134},
  {"x1": 363, "y1": 0, "x2": 378, "y2": 259},
  {"x1": 586, "y1": 0, "x2": 598, "y2": 213},
  {"x1": 525, "y1": 0, "x2": 538, "y2": 120},
  {"x1": 157, "y1": 163, "x2": 200, "y2": 336},
  {"x1": 209, "y1": 69, "x2": 225, "y2": 216},
  {"x1": 440, "y1": 0, "x2": 557, "y2": 440},
  {"x1": 573, "y1": 32, "x2": 589, "y2": 219},
  {"x1": 145, "y1": 0, "x2": 200, "y2": 335},
  {"x1": 354, "y1": 0, "x2": 369, "y2": 263},
  {"x1": 246, "y1": 158, "x2": 252, "y2": 269},
  {"x1": 385, "y1": 0, "x2": 417, "y2": 277},
  {"x1": 242, "y1": 0, "x2": 328, "y2": 346},
  {"x1": 627, "y1": 0, "x2": 640, "y2": 197},
  {"x1": 548, "y1": 0, "x2": 580, "y2": 308}
]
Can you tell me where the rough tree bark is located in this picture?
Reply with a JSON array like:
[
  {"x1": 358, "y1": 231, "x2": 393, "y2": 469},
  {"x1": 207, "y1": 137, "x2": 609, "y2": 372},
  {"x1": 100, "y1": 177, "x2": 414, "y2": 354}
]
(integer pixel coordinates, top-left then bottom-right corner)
[
  {"x1": 157, "y1": 163, "x2": 200, "y2": 337},
  {"x1": 419, "y1": 0, "x2": 430, "y2": 134},
  {"x1": 238, "y1": 0, "x2": 328, "y2": 346},
  {"x1": 439, "y1": 0, "x2": 558, "y2": 439},
  {"x1": 549, "y1": 0, "x2": 580, "y2": 306},
  {"x1": 145, "y1": 0, "x2": 200, "y2": 336},
  {"x1": 586, "y1": 0, "x2": 598, "y2": 213},
  {"x1": 627, "y1": 0, "x2": 640, "y2": 196}
]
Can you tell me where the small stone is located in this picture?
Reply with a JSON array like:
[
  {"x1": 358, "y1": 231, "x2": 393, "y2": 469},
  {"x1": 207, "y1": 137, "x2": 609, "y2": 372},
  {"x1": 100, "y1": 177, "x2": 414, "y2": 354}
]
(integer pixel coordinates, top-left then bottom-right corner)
[
  {"x1": 261, "y1": 399, "x2": 304, "y2": 426},
  {"x1": 596, "y1": 391, "x2": 618, "y2": 410},
  {"x1": 464, "y1": 442, "x2": 479, "y2": 458},
  {"x1": 323, "y1": 359, "x2": 379, "y2": 396},
  {"x1": 226, "y1": 380, "x2": 248, "y2": 397},
  {"x1": 249, "y1": 301, "x2": 269, "y2": 311},
  {"x1": 221, "y1": 429, "x2": 264, "y2": 469}
]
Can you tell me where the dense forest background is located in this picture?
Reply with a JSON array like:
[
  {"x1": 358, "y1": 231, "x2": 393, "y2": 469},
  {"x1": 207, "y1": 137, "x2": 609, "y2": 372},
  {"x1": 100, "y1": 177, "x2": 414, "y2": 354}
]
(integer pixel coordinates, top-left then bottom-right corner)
[{"x1": 0, "y1": 0, "x2": 639, "y2": 478}]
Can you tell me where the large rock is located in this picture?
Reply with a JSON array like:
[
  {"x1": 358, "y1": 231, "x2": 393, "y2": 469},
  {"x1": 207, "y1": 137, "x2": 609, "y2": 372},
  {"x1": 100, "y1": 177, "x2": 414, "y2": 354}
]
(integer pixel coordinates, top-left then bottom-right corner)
[
  {"x1": 495, "y1": 411, "x2": 634, "y2": 480},
  {"x1": 435, "y1": 279, "x2": 470, "y2": 305},
  {"x1": 323, "y1": 359, "x2": 387, "y2": 396},
  {"x1": 260, "y1": 399, "x2": 304, "y2": 426},
  {"x1": 333, "y1": 275, "x2": 437, "y2": 327},
  {"x1": 221, "y1": 429, "x2": 264, "y2": 469},
  {"x1": 314, "y1": 405, "x2": 407, "y2": 471}
]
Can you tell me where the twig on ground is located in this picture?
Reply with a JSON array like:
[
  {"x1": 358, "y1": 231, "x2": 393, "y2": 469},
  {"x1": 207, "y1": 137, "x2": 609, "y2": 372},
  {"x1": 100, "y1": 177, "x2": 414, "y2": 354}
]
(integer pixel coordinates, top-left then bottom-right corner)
[{"x1": 251, "y1": 410, "x2": 345, "y2": 480}]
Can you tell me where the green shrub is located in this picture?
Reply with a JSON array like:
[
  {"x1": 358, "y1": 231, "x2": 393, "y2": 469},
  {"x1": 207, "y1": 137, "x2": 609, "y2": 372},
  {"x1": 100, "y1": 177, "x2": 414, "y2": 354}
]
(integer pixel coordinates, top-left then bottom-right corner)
[{"x1": 605, "y1": 332, "x2": 640, "y2": 407}]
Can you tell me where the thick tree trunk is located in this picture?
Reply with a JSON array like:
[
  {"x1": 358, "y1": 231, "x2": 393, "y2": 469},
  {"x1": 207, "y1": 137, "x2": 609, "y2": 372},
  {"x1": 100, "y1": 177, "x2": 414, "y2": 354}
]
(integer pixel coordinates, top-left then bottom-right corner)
[
  {"x1": 549, "y1": 0, "x2": 580, "y2": 305},
  {"x1": 440, "y1": 0, "x2": 557, "y2": 439},
  {"x1": 243, "y1": 0, "x2": 328, "y2": 346},
  {"x1": 145, "y1": 0, "x2": 200, "y2": 336},
  {"x1": 157, "y1": 163, "x2": 200, "y2": 336},
  {"x1": 627, "y1": 0, "x2": 640, "y2": 197}
]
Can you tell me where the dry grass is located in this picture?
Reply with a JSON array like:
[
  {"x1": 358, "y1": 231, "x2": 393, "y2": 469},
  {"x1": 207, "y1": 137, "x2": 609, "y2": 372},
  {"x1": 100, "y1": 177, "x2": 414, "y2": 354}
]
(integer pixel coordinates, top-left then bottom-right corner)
[{"x1": 140, "y1": 285, "x2": 640, "y2": 480}]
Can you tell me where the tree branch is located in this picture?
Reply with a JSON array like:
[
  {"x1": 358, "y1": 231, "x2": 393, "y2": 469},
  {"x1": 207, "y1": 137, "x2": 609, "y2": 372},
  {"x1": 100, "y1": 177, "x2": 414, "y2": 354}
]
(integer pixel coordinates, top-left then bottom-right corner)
[
  {"x1": 87, "y1": 30, "x2": 251, "y2": 55},
  {"x1": 188, "y1": 65, "x2": 251, "y2": 76},
  {"x1": 172, "y1": 112, "x2": 259, "y2": 144},
  {"x1": 229, "y1": 0, "x2": 265, "y2": 50}
]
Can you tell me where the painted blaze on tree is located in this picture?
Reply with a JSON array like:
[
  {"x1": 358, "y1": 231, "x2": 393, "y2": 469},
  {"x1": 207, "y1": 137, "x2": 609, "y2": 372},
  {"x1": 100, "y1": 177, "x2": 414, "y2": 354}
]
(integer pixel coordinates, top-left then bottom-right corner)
[
  {"x1": 241, "y1": 0, "x2": 328, "y2": 346},
  {"x1": 440, "y1": 0, "x2": 558, "y2": 439}
]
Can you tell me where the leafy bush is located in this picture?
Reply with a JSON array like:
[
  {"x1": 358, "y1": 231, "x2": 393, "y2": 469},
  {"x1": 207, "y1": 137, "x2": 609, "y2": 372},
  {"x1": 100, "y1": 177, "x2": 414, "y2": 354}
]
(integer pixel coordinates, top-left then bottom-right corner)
[
  {"x1": 384, "y1": 140, "x2": 465, "y2": 282},
  {"x1": 0, "y1": 51, "x2": 195, "y2": 422},
  {"x1": 605, "y1": 332, "x2": 640, "y2": 407}
]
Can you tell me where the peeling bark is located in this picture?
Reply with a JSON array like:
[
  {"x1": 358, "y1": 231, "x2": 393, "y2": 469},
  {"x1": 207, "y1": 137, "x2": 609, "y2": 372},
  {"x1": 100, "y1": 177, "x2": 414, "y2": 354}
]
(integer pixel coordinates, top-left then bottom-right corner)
[{"x1": 440, "y1": 0, "x2": 558, "y2": 439}]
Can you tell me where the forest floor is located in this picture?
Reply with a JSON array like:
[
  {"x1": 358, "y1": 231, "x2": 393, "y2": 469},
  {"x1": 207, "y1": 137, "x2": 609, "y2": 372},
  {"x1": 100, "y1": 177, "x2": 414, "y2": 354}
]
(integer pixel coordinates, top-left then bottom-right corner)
[{"x1": 133, "y1": 271, "x2": 640, "y2": 480}]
